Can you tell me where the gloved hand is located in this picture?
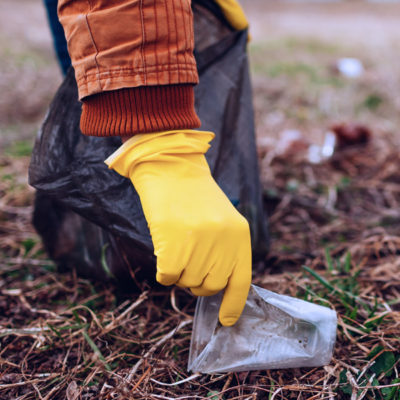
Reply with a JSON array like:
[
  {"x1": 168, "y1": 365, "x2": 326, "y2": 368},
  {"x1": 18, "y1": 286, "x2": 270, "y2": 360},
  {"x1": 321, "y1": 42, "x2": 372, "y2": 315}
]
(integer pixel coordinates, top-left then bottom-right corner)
[
  {"x1": 215, "y1": 0, "x2": 249, "y2": 32},
  {"x1": 105, "y1": 130, "x2": 252, "y2": 326}
]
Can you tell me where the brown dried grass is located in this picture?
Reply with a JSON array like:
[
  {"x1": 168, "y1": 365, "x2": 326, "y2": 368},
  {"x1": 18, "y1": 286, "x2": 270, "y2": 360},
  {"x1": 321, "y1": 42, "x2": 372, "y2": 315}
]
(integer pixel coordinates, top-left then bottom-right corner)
[{"x1": 0, "y1": 132, "x2": 400, "y2": 399}]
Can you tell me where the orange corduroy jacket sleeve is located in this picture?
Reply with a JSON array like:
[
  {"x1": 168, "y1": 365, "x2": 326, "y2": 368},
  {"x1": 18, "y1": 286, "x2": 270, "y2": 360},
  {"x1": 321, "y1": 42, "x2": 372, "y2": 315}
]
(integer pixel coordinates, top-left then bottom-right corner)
[{"x1": 58, "y1": 0, "x2": 201, "y2": 136}]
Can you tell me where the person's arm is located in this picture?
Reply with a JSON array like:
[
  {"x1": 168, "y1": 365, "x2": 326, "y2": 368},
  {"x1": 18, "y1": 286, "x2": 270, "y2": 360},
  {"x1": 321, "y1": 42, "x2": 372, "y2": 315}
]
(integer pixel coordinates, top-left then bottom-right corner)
[
  {"x1": 58, "y1": 0, "x2": 200, "y2": 137},
  {"x1": 57, "y1": 0, "x2": 252, "y2": 326}
]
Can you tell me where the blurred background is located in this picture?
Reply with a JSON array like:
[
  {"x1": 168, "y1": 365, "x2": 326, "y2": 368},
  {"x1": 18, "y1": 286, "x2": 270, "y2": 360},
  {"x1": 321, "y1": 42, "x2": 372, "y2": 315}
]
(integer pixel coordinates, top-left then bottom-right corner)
[
  {"x1": 243, "y1": 0, "x2": 400, "y2": 143},
  {"x1": 2, "y1": 0, "x2": 400, "y2": 150}
]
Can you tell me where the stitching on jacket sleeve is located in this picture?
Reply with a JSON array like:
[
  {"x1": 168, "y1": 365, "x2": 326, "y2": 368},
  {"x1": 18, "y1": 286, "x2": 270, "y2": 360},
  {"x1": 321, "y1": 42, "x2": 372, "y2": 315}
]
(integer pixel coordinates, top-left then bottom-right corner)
[
  {"x1": 179, "y1": 0, "x2": 189, "y2": 83},
  {"x1": 85, "y1": 0, "x2": 102, "y2": 91},
  {"x1": 171, "y1": 0, "x2": 180, "y2": 84},
  {"x1": 139, "y1": 0, "x2": 147, "y2": 85},
  {"x1": 163, "y1": 0, "x2": 171, "y2": 83}
]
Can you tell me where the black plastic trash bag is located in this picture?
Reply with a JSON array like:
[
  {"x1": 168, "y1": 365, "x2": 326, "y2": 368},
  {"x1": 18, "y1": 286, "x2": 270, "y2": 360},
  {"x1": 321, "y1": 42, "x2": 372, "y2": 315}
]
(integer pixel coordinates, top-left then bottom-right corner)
[{"x1": 29, "y1": 0, "x2": 269, "y2": 287}]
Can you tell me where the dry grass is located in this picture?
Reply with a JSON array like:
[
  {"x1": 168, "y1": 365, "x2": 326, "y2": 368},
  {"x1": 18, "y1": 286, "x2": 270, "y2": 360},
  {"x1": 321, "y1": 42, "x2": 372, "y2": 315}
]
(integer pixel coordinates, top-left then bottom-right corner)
[{"x1": 1, "y1": 129, "x2": 399, "y2": 398}]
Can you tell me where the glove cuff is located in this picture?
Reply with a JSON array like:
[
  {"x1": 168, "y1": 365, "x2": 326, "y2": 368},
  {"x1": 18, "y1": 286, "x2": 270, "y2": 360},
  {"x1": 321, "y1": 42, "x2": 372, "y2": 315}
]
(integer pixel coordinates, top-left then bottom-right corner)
[
  {"x1": 80, "y1": 84, "x2": 201, "y2": 137},
  {"x1": 105, "y1": 130, "x2": 215, "y2": 178}
]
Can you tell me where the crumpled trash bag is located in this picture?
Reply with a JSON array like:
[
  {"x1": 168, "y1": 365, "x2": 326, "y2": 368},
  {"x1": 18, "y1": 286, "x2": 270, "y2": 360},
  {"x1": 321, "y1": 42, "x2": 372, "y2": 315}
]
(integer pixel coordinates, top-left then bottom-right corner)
[
  {"x1": 28, "y1": 0, "x2": 269, "y2": 287},
  {"x1": 188, "y1": 285, "x2": 337, "y2": 373}
]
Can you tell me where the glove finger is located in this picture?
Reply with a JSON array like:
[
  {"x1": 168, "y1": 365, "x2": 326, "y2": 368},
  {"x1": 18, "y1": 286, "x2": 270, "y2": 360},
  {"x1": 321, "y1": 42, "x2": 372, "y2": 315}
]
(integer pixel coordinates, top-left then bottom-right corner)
[
  {"x1": 197, "y1": 272, "x2": 228, "y2": 294},
  {"x1": 156, "y1": 251, "x2": 183, "y2": 285},
  {"x1": 155, "y1": 244, "x2": 187, "y2": 286},
  {"x1": 218, "y1": 241, "x2": 251, "y2": 327},
  {"x1": 175, "y1": 234, "x2": 230, "y2": 289},
  {"x1": 189, "y1": 264, "x2": 230, "y2": 297},
  {"x1": 156, "y1": 270, "x2": 182, "y2": 286},
  {"x1": 176, "y1": 262, "x2": 208, "y2": 288}
]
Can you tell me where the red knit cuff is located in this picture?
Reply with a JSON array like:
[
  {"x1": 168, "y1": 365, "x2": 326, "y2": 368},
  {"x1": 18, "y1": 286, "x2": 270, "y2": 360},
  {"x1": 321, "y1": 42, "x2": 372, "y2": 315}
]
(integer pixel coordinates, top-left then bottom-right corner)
[{"x1": 80, "y1": 84, "x2": 201, "y2": 137}]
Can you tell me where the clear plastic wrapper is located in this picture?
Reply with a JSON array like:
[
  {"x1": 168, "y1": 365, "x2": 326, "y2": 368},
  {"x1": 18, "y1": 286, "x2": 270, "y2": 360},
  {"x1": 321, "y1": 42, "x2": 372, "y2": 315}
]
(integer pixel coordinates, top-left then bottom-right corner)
[{"x1": 188, "y1": 285, "x2": 337, "y2": 373}]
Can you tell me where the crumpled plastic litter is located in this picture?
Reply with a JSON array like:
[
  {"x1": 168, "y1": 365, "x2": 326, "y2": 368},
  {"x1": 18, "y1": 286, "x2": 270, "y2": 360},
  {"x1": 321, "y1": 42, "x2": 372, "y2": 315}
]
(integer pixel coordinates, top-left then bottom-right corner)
[
  {"x1": 336, "y1": 58, "x2": 364, "y2": 78},
  {"x1": 308, "y1": 131, "x2": 337, "y2": 164},
  {"x1": 28, "y1": 0, "x2": 269, "y2": 286},
  {"x1": 308, "y1": 123, "x2": 372, "y2": 164},
  {"x1": 188, "y1": 284, "x2": 337, "y2": 373}
]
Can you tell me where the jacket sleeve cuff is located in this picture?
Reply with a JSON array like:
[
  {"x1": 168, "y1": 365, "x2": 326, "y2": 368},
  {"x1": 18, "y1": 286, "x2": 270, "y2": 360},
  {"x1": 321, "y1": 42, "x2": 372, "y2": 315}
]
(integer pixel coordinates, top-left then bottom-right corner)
[{"x1": 80, "y1": 84, "x2": 201, "y2": 137}]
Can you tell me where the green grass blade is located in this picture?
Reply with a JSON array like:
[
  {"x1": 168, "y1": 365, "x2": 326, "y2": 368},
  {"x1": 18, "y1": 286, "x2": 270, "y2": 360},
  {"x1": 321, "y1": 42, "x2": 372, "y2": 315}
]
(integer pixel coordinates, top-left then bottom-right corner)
[
  {"x1": 302, "y1": 265, "x2": 336, "y2": 292},
  {"x1": 82, "y1": 330, "x2": 111, "y2": 372}
]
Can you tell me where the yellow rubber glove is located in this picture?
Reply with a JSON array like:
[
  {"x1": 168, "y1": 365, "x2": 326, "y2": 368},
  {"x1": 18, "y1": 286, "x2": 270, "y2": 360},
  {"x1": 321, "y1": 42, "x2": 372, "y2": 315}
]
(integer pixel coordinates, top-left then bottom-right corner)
[
  {"x1": 105, "y1": 130, "x2": 252, "y2": 326},
  {"x1": 215, "y1": 0, "x2": 249, "y2": 31}
]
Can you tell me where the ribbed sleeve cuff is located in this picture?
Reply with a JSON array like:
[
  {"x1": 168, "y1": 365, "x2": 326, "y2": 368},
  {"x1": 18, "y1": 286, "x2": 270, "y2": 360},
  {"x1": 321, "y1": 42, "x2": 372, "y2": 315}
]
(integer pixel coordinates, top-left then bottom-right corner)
[{"x1": 80, "y1": 84, "x2": 201, "y2": 137}]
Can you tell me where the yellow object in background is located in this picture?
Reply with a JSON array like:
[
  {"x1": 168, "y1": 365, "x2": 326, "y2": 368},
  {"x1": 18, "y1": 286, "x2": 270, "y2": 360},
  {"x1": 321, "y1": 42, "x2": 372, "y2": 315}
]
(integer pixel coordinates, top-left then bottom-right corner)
[
  {"x1": 105, "y1": 130, "x2": 252, "y2": 326},
  {"x1": 215, "y1": 0, "x2": 249, "y2": 31}
]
